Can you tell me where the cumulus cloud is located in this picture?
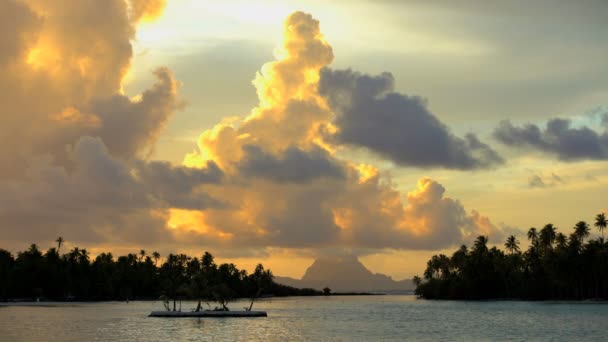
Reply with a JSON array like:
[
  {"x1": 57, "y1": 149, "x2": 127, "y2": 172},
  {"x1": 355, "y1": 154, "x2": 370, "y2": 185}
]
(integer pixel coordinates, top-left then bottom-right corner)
[
  {"x1": 0, "y1": 0, "x2": 182, "y2": 179},
  {"x1": 237, "y1": 145, "x2": 345, "y2": 183},
  {"x1": 318, "y1": 68, "x2": 503, "y2": 170},
  {"x1": 0, "y1": 0, "x2": 206, "y2": 250},
  {"x1": 0, "y1": 137, "x2": 222, "y2": 245},
  {"x1": 87, "y1": 67, "x2": 181, "y2": 159},
  {"x1": 494, "y1": 119, "x2": 608, "y2": 161},
  {"x1": 2, "y1": 6, "x2": 505, "y2": 255},
  {"x1": 180, "y1": 12, "x2": 507, "y2": 252}
]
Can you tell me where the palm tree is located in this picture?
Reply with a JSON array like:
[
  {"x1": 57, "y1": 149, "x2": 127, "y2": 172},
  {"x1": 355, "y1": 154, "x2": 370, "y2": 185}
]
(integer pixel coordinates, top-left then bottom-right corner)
[
  {"x1": 527, "y1": 227, "x2": 538, "y2": 247},
  {"x1": 555, "y1": 233, "x2": 567, "y2": 249},
  {"x1": 504, "y1": 235, "x2": 520, "y2": 254},
  {"x1": 574, "y1": 221, "x2": 590, "y2": 244},
  {"x1": 473, "y1": 235, "x2": 489, "y2": 254},
  {"x1": 55, "y1": 237, "x2": 64, "y2": 253},
  {"x1": 69, "y1": 247, "x2": 80, "y2": 262},
  {"x1": 139, "y1": 250, "x2": 146, "y2": 262},
  {"x1": 539, "y1": 224, "x2": 557, "y2": 252},
  {"x1": 152, "y1": 252, "x2": 160, "y2": 266},
  {"x1": 424, "y1": 255, "x2": 441, "y2": 279},
  {"x1": 568, "y1": 233, "x2": 582, "y2": 253},
  {"x1": 412, "y1": 275, "x2": 422, "y2": 288},
  {"x1": 594, "y1": 213, "x2": 607, "y2": 242},
  {"x1": 79, "y1": 248, "x2": 90, "y2": 264}
]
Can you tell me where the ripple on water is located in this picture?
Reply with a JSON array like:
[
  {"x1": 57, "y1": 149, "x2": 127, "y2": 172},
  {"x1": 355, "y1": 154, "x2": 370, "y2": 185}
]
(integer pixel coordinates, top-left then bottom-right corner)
[{"x1": 1, "y1": 296, "x2": 608, "y2": 341}]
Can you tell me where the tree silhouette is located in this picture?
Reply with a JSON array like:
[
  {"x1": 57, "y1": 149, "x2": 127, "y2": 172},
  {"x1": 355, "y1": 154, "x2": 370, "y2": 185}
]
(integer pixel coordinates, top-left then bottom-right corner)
[
  {"x1": 152, "y1": 252, "x2": 160, "y2": 266},
  {"x1": 55, "y1": 237, "x2": 64, "y2": 253},
  {"x1": 594, "y1": 213, "x2": 607, "y2": 242},
  {"x1": 0, "y1": 246, "x2": 318, "y2": 304},
  {"x1": 412, "y1": 276, "x2": 422, "y2": 288},
  {"x1": 555, "y1": 233, "x2": 567, "y2": 249},
  {"x1": 504, "y1": 235, "x2": 520, "y2": 254},
  {"x1": 473, "y1": 236, "x2": 489, "y2": 254},
  {"x1": 539, "y1": 224, "x2": 557, "y2": 253},
  {"x1": 245, "y1": 264, "x2": 273, "y2": 311},
  {"x1": 574, "y1": 221, "x2": 590, "y2": 244},
  {"x1": 415, "y1": 214, "x2": 608, "y2": 300},
  {"x1": 527, "y1": 227, "x2": 539, "y2": 247}
]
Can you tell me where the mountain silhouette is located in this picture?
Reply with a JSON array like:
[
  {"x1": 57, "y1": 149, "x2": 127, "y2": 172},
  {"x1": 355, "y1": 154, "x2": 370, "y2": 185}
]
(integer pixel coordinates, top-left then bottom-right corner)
[{"x1": 275, "y1": 255, "x2": 413, "y2": 293}]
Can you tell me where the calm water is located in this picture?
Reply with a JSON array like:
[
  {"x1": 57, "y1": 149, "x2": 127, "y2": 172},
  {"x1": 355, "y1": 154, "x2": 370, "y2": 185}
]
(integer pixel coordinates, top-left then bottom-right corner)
[{"x1": 1, "y1": 295, "x2": 607, "y2": 341}]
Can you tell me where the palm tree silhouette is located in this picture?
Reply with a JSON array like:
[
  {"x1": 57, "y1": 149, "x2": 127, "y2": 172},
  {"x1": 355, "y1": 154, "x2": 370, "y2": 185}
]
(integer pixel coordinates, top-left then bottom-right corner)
[
  {"x1": 55, "y1": 237, "x2": 64, "y2": 253},
  {"x1": 527, "y1": 227, "x2": 538, "y2": 247},
  {"x1": 504, "y1": 235, "x2": 520, "y2": 254},
  {"x1": 473, "y1": 235, "x2": 489, "y2": 254},
  {"x1": 555, "y1": 233, "x2": 567, "y2": 249},
  {"x1": 594, "y1": 213, "x2": 607, "y2": 242},
  {"x1": 139, "y1": 250, "x2": 146, "y2": 262},
  {"x1": 152, "y1": 252, "x2": 160, "y2": 266},
  {"x1": 412, "y1": 276, "x2": 422, "y2": 288},
  {"x1": 539, "y1": 224, "x2": 557, "y2": 252},
  {"x1": 574, "y1": 221, "x2": 590, "y2": 244}
]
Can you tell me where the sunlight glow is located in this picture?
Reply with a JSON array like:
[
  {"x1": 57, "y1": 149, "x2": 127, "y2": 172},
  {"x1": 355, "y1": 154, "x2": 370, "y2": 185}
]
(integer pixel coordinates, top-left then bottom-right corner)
[{"x1": 168, "y1": 208, "x2": 234, "y2": 240}]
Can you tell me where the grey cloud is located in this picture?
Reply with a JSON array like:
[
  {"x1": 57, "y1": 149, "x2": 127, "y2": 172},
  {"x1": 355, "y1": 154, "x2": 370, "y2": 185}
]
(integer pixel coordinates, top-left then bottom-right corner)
[
  {"x1": 528, "y1": 175, "x2": 546, "y2": 189},
  {"x1": 264, "y1": 188, "x2": 342, "y2": 248},
  {"x1": 89, "y1": 67, "x2": 181, "y2": 159},
  {"x1": 494, "y1": 119, "x2": 608, "y2": 161},
  {"x1": 0, "y1": 0, "x2": 40, "y2": 65},
  {"x1": 135, "y1": 159, "x2": 224, "y2": 210},
  {"x1": 319, "y1": 68, "x2": 503, "y2": 170},
  {"x1": 237, "y1": 145, "x2": 346, "y2": 183},
  {"x1": 528, "y1": 173, "x2": 565, "y2": 189},
  {"x1": 0, "y1": 137, "x2": 223, "y2": 245}
]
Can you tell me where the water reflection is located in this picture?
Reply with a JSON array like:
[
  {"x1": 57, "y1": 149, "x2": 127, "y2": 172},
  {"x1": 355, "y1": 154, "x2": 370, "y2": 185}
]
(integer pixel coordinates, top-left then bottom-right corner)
[{"x1": 1, "y1": 296, "x2": 607, "y2": 341}]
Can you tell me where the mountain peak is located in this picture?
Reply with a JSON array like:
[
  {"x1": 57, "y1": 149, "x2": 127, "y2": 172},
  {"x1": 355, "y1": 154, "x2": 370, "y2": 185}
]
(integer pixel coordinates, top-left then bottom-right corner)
[{"x1": 276, "y1": 256, "x2": 413, "y2": 293}]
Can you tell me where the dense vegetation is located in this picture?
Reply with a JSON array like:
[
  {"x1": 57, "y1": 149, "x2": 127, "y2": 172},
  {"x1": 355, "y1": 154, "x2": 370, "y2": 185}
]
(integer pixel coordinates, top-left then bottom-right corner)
[
  {"x1": 414, "y1": 213, "x2": 608, "y2": 300},
  {"x1": 0, "y1": 240, "x2": 322, "y2": 309}
]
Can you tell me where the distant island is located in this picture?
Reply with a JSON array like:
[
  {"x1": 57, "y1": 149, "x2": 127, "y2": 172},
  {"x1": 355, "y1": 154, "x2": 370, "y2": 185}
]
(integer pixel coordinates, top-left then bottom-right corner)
[
  {"x1": 275, "y1": 255, "x2": 414, "y2": 293},
  {"x1": 0, "y1": 242, "x2": 325, "y2": 310},
  {"x1": 415, "y1": 212, "x2": 608, "y2": 300}
]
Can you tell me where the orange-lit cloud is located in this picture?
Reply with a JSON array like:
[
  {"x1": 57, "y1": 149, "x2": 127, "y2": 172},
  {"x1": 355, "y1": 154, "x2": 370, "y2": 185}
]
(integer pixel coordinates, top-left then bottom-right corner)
[
  {"x1": 129, "y1": 0, "x2": 166, "y2": 23},
  {"x1": 1, "y1": 3, "x2": 505, "y2": 264},
  {"x1": 176, "y1": 12, "x2": 507, "y2": 252}
]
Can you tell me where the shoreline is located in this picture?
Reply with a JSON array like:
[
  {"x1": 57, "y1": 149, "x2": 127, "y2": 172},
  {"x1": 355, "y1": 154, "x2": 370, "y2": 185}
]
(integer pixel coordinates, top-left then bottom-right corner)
[
  {"x1": 4, "y1": 295, "x2": 608, "y2": 307},
  {"x1": 0, "y1": 293, "x2": 392, "y2": 306}
]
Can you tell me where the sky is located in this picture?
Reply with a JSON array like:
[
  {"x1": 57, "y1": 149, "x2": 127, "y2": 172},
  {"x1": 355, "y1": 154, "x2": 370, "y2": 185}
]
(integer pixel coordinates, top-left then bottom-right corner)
[{"x1": 2, "y1": 0, "x2": 608, "y2": 280}]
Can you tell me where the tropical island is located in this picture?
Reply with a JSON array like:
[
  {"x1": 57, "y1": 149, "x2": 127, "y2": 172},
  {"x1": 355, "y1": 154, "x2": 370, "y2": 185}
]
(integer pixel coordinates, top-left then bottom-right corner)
[
  {"x1": 414, "y1": 213, "x2": 608, "y2": 300},
  {"x1": 0, "y1": 241, "x2": 324, "y2": 312}
]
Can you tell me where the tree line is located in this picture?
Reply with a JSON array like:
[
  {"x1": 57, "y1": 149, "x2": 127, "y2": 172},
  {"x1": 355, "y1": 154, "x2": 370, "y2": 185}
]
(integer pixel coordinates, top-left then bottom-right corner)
[
  {"x1": 414, "y1": 213, "x2": 608, "y2": 300},
  {"x1": 0, "y1": 239, "x2": 322, "y2": 309}
]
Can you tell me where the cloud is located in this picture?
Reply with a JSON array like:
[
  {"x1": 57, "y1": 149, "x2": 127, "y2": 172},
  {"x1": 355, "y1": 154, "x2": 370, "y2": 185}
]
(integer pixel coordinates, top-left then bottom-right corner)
[
  {"x1": 494, "y1": 119, "x2": 608, "y2": 161},
  {"x1": 88, "y1": 67, "x2": 182, "y2": 159},
  {"x1": 2, "y1": 6, "x2": 505, "y2": 255},
  {"x1": 129, "y1": 0, "x2": 166, "y2": 23},
  {"x1": 319, "y1": 68, "x2": 503, "y2": 169},
  {"x1": 0, "y1": 0, "x2": 181, "y2": 179},
  {"x1": 135, "y1": 159, "x2": 224, "y2": 210},
  {"x1": 527, "y1": 172, "x2": 565, "y2": 189},
  {"x1": 178, "y1": 12, "x2": 506, "y2": 252},
  {"x1": 0, "y1": 137, "x2": 223, "y2": 245},
  {"x1": 237, "y1": 145, "x2": 346, "y2": 183},
  {"x1": 0, "y1": 0, "x2": 201, "y2": 250}
]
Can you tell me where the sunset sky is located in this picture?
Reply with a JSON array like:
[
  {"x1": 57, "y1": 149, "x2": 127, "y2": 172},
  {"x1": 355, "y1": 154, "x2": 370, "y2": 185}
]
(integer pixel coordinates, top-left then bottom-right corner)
[{"x1": 3, "y1": 0, "x2": 608, "y2": 280}]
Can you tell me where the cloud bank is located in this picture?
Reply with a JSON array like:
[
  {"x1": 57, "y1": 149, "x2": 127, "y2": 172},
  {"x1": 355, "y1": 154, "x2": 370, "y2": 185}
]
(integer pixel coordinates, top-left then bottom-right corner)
[
  {"x1": 319, "y1": 68, "x2": 503, "y2": 170},
  {"x1": 181, "y1": 12, "x2": 507, "y2": 251},
  {"x1": 2, "y1": 5, "x2": 506, "y2": 255},
  {"x1": 494, "y1": 118, "x2": 608, "y2": 161}
]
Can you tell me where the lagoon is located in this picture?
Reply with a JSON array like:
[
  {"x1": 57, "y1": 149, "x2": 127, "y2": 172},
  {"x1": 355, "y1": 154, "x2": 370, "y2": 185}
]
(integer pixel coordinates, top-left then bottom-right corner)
[{"x1": 1, "y1": 295, "x2": 607, "y2": 341}]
